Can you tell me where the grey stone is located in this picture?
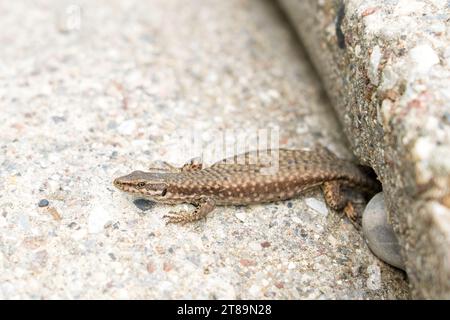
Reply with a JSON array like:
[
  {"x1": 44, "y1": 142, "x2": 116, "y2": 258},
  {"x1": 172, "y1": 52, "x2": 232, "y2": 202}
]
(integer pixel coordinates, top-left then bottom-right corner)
[
  {"x1": 362, "y1": 193, "x2": 405, "y2": 270},
  {"x1": 133, "y1": 199, "x2": 155, "y2": 212}
]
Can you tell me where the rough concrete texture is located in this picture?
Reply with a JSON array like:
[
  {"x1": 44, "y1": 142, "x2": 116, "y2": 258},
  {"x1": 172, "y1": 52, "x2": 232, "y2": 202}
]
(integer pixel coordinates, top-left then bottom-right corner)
[
  {"x1": 0, "y1": 0, "x2": 409, "y2": 299},
  {"x1": 279, "y1": 0, "x2": 450, "y2": 298}
]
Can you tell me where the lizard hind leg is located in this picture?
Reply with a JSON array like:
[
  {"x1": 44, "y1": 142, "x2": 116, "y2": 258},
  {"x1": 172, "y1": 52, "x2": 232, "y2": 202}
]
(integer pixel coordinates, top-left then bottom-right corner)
[
  {"x1": 322, "y1": 181, "x2": 357, "y2": 221},
  {"x1": 163, "y1": 197, "x2": 216, "y2": 225},
  {"x1": 148, "y1": 157, "x2": 203, "y2": 173}
]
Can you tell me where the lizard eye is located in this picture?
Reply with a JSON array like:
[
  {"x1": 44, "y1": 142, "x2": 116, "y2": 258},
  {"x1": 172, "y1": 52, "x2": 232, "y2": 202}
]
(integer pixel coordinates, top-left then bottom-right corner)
[
  {"x1": 137, "y1": 182, "x2": 146, "y2": 188},
  {"x1": 161, "y1": 188, "x2": 167, "y2": 197}
]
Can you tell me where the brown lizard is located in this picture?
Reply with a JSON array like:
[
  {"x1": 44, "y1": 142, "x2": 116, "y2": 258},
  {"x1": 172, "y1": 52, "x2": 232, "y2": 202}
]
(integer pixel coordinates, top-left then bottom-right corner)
[{"x1": 113, "y1": 148, "x2": 381, "y2": 225}]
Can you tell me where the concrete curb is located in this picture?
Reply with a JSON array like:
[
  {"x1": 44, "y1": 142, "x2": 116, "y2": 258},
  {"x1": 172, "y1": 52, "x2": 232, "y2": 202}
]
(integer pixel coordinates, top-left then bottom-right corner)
[{"x1": 279, "y1": 0, "x2": 450, "y2": 298}]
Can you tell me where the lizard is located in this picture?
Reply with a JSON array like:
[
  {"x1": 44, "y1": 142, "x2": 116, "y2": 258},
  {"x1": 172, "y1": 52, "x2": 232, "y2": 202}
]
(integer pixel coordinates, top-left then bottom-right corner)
[{"x1": 113, "y1": 148, "x2": 381, "y2": 225}]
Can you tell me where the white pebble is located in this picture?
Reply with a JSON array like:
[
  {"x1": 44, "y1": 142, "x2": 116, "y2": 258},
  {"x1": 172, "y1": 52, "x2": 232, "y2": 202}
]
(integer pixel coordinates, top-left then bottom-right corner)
[
  {"x1": 292, "y1": 216, "x2": 302, "y2": 224},
  {"x1": 117, "y1": 120, "x2": 136, "y2": 135},
  {"x1": 413, "y1": 137, "x2": 434, "y2": 161},
  {"x1": 48, "y1": 153, "x2": 61, "y2": 164},
  {"x1": 394, "y1": 0, "x2": 425, "y2": 15},
  {"x1": 409, "y1": 44, "x2": 439, "y2": 74}
]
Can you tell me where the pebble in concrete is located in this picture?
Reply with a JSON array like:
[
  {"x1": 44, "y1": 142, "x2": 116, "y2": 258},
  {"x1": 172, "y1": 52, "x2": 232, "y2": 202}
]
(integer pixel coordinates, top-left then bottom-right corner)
[{"x1": 38, "y1": 199, "x2": 49, "y2": 207}]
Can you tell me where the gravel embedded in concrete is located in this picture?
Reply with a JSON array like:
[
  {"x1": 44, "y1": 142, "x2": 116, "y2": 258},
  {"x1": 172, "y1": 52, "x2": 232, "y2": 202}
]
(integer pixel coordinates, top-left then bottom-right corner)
[{"x1": 38, "y1": 199, "x2": 49, "y2": 207}]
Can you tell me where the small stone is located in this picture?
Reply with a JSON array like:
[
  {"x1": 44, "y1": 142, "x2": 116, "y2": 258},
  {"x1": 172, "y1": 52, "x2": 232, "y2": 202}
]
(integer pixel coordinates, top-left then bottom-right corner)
[
  {"x1": 155, "y1": 245, "x2": 165, "y2": 255},
  {"x1": 366, "y1": 264, "x2": 382, "y2": 291},
  {"x1": 248, "y1": 285, "x2": 261, "y2": 297},
  {"x1": 47, "y1": 207, "x2": 62, "y2": 221},
  {"x1": 260, "y1": 241, "x2": 271, "y2": 248},
  {"x1": 22, "y1": 236, "x2": 46, "y2": 249},
  {"x1": 327, "y1": 234, "x2": 338, "y2": 246},
  {"x1": 264, "y1": 291, "x2": 276, "y2": 298},
  {"x1": 33, "y1": 250, "x2": 49, "y2": 268},
  {"x1": 409, "y1": 44, "x2": 439, "y2": 74},
  {"x1": 51, "y1": 116, "x2": 66, "y2": 123},
  {"x1": 88, "y1": 205, "x2": 111, "y2": 233},
  {"x1": 116, "y1": 288, "x2": 130, "y2": 299},
  {"x1": 107, "y1": 121, "x2": 118, "y2": 130},
  {"x1": 67, "y1": 222, "x2": 78, "y2": 229},
  {"x1": 163, "y1": 261, "x2": 173, "y2": 272},
  {"x1": 275, "y1": 282, "x2": 284, "y2": 289},
  {"x1": 18, "y1": 213, "x2": 30, "y2": 231},
  {"x1": 133, "y1": 198, "x2": 154, "y2": 211},
  {"x1": 249, "y1": 241, "x2": 260, "y2": 251},
  {"x1": 38, "y1": 199, "x2": 49, "y2": 207},
  {"x1": 240, "y1": 259, "x2": 256, "y2": 267},
  {"x1": 147, "y1": 262, "x2": 156, "y2": 273},
  {"x1": 362, "y1": 192, "x2": 405, "y2": 270},
  {"x1": 104, "y1": 221, "x2": 113, "y2": 229},
  {"x1": 443, "y1": 112, "x2": 450, "y2": 124},
  {"x1": 361, "y1": 7, "x2": 378, "y2": 17},
  {"x1": 368, "y1": 45, "x2": 382, "y2": 85}
]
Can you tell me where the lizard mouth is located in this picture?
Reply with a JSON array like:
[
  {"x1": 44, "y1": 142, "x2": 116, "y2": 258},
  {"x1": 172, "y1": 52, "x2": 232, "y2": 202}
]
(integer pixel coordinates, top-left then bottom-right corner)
[
  {"x1": 113, "y1": 180, "x2": 136, "y2": 194},
  {"x1": 113, "y1": 178, "x2": 124, "y2": 190}
]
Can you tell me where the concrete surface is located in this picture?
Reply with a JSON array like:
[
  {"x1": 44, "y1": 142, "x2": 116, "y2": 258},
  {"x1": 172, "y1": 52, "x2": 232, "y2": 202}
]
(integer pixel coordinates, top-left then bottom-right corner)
[
  {"x1": 0, "y1": 0, "x2": 408, "y2": 299},
  {"x1": 279, "y1": 0, "x2": 450, "y2": 298}
]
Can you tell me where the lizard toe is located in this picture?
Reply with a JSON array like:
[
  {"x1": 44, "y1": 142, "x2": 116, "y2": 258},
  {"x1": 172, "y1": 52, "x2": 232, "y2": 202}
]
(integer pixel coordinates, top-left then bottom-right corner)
[{"x1": 163, "y1": 211, "x2": 188, "y2": 224}]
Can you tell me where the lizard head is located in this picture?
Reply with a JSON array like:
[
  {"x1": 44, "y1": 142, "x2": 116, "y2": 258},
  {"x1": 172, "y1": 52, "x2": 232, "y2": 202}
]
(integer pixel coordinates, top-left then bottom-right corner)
[{"x1": 113, "y1": 170, "x2": 168, "y2": 199}]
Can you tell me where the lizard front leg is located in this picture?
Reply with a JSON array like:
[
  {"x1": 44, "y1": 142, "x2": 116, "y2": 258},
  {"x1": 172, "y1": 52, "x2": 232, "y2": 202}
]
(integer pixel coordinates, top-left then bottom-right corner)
[
  {"x1": 180, "y1": 157, "x2": 203, "y2": 172},
  {"x1": 322, "y1": 180, "x2": 356, "y2": 221},
  {"x1": 163, "y1": 197, "x2": 216, "y2": 225}
]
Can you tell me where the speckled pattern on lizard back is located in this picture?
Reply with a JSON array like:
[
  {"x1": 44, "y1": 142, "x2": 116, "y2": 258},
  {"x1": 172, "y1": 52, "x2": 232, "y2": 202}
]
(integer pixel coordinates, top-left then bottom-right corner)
[{"x1": 113, "y1": 148, "x2": 381, "y2": 224}]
